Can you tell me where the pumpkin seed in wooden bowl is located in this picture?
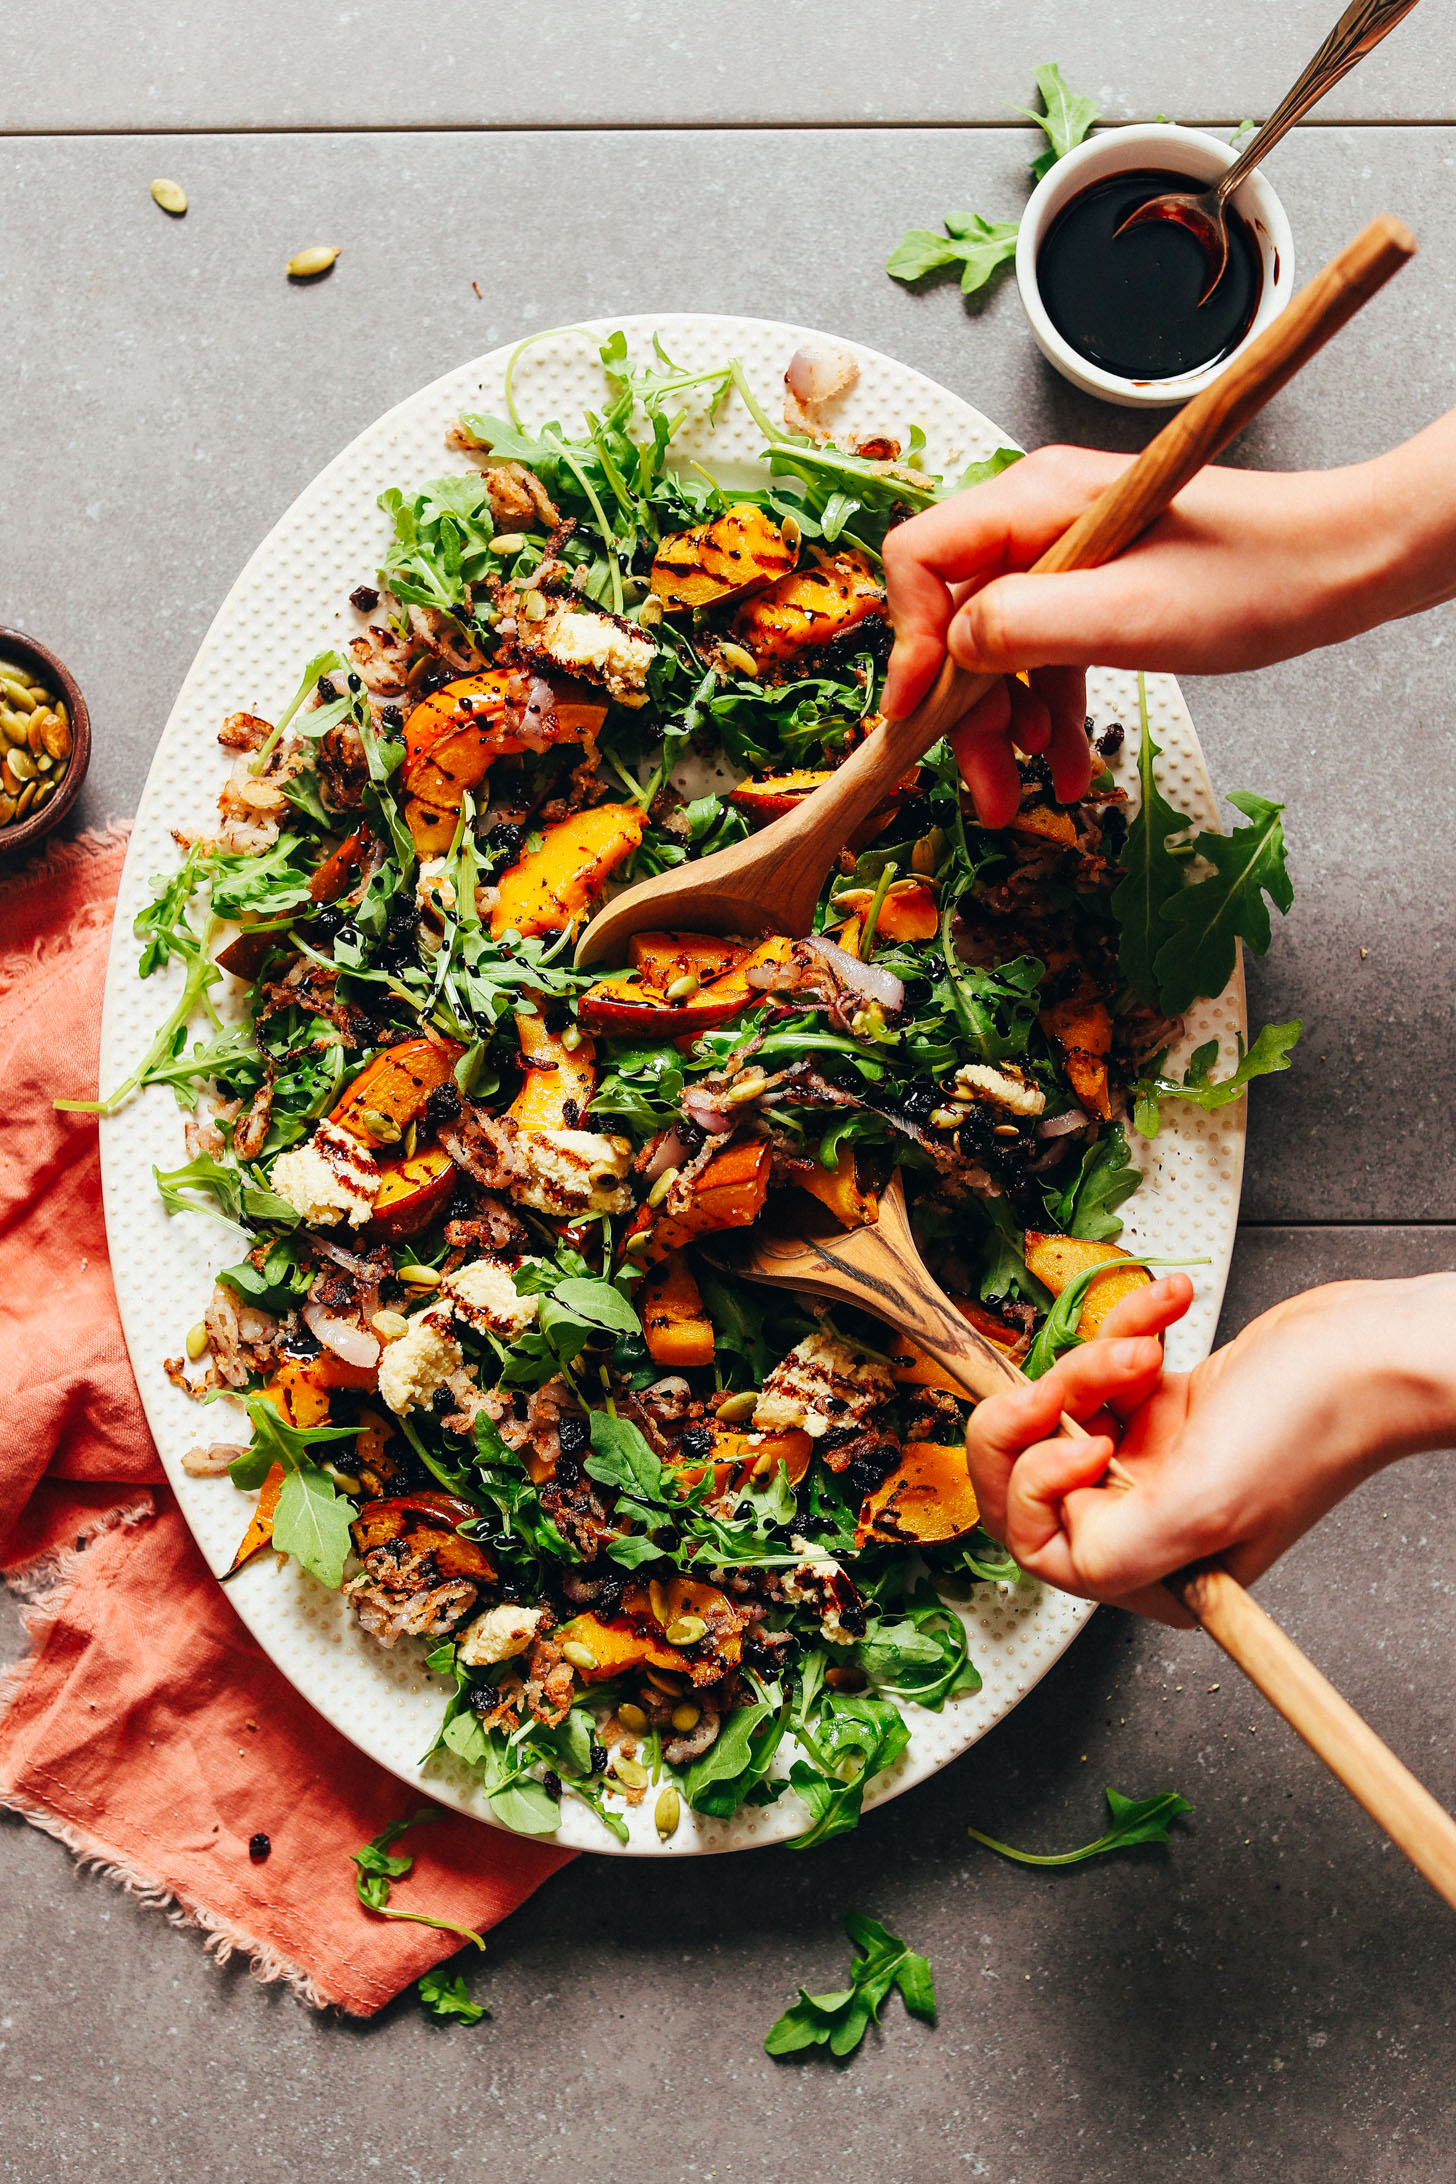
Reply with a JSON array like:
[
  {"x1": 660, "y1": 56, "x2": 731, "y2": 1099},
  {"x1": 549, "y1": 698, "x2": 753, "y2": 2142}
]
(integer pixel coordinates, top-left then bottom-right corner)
[{"x1": 0, "y1": 630, "x2": 91, "y2": 854}]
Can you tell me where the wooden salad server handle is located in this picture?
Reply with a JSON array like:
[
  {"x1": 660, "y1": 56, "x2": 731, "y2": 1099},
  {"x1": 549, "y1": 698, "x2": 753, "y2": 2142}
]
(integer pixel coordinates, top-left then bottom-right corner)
[
  {"x1": 707, "y1": 1173, "x2": 1456, "y2": 1911},
  {"x1": 576, "y1": 213, "x2": 1415, "y2": 966}
]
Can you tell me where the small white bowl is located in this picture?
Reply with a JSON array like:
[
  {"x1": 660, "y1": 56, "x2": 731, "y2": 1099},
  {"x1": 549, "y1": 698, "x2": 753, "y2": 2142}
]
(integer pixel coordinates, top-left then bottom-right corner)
[{"x1": 1015, "y1": 123, "x2": 1295, "y2": 410}]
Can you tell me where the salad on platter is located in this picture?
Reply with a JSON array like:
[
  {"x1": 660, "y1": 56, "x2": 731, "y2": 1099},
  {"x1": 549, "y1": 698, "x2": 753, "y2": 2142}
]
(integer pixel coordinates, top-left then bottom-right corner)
[{"x1": 84, "y1": 330, "x2": 1298, "y2": 1847}]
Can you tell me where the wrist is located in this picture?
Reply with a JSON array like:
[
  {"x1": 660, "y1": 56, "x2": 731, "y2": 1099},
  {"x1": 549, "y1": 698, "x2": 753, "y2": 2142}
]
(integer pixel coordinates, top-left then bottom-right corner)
[
  {"x1": 1333, "y1": 1274, "x2": 1456, "y2": 1469},
  {"x1": 1351, "y1": 424, "x2": 1456, "y2": 629}
]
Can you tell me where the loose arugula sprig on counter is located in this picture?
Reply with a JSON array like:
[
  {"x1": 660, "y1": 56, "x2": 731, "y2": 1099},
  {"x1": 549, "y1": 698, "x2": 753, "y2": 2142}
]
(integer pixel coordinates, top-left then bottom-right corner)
[
  {"x1": 766, "y1": 1914, "x2": 936, "y2": 2060},
  {"x1": 968, "y1": 1785, "x2": 1193, "y2": 1866}
]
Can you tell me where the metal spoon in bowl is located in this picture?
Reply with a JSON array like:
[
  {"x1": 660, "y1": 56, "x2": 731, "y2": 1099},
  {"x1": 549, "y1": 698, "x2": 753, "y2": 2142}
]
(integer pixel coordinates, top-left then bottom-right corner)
[{"x1": 1116, "y1": 0, "x2": 1423, "y2": 300}]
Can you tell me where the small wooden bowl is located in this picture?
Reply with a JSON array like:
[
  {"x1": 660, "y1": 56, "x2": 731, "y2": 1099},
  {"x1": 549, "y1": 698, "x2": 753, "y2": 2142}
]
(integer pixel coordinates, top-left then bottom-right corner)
[{"x1": 0, "y1": 628, "x2": 92, "y2": 855}]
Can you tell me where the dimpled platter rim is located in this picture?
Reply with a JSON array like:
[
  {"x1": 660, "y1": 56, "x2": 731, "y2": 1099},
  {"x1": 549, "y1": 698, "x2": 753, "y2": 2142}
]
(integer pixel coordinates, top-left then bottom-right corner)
[{"x1": 98, "y1": 313, "x2": 1247, "y2": 1856}]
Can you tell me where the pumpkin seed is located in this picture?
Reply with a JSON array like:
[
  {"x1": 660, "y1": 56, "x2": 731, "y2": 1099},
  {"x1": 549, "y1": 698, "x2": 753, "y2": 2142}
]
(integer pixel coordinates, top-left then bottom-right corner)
[
  {"x1": 560, "y1": 1023, "x2": 583, "y2": 1052},
  {"x1": 622, "y1": 1229, "x2": 653, "y2": 1258},
  {"x1": 322, "y1": 1462, "x2": 362, "y2": 1494},
  {"x1": 54, "y1": 699, "x2": 69, "y2": 726},
  {"x1": 665, "y1": 1614, "x2": 707, "y2": 1647},
  {"x1": 371, "y1": 1309, "x2": 409, "y2": 1340},
  {"x1": 665, "y1": 973, "x2": 700, "y2": 1002},
  {"x1": 0, "y1": 676, "x2": 37, "y2": 713},
  {"x1": 612, "y1": 1756, "x2": 649, "y2": 1790},
  {"x1": 2, "y1": 761, "x2": 23, "y2": 797},
  {"x1": 185, "y1": 1322, "x2": 211, "y2": 1361},
  {"x1": 724, "y1": 1068, "x2": 767, "y2": 1105},
  {"x1": 911, "y1": 830, "x2": 942, "y2": 875},
  {"x1": 654, "y1": 1787, "x2": 681, "y2": 1839},
  {"x1": 993, "y1": 1123, "x2": 1019, "y2": 1139},
  {"x1": 520, "y1": 589, "x2": 549, "y2": 622},
  {"x1": 0, "y1": 794, "x2": 15, "y2": 827},
  {"x1": 718, "y1": 640, "x2": 759, "y2": 679},
  {"x1": 26, "y1": 712, "x2": 49, "y2": 755},
  {"x1": 561, "y1": 1640, "x2": 599, "y2": 1673},
  {"x1": 33, "y1": 752, "x2": 53, "y2": 776},
  {"x1": 715, "y1": 1390, "x2": 757, "y2": 1424},
  {"x1": 644, "y1": 1666, "x2": 686, "y2": 1696},
  {"x1": 32, "y1": 780, "x2": 56, "y2": 809},
  {"x1": 5, "y1": 747, "x2": 36, "y2": 783},
  {"x1": 0, "y1": 710, "x2": 27, "y2": 747},
  {"x1": 151, "y1": 177, "x2": 188, "y2": 216},
  {"x1": 637, "y1": 595, "x2": 664, "y2": 629},
  {"x1": 669, "y1": 1701, "x2": 701, "y2": 1733},
  {"x1": 490, "y1": 532, "x2": 526, "y2": 555},
  {"x1": 616, "y1": 1702, "x2": 649, "y2": 1735},
  {"x1": 396, "y1": 1263, "x2": 442, "y2": 1287},
  {"x1": 14, "y1": 781, "x2": 36, "y2": 818},
  {"x1": 929, "y1": 1106, "x2": 962, "y2": 1130},
  {"x1": 781, "y1": 513, "x2": 802, "y2": 555},
  {"x1": 646, "y1": 1165, "x2": 679, "y2": 1209},
  {"x1": 287, "y1": 244, "x2": 340, "y2": 279},
  {"x1": 358, "y1": 1105, "x2": 401, "y2": 1144},
  {"x1": 403, "y1": 1119, "x2": 418, "y2": 1159}
]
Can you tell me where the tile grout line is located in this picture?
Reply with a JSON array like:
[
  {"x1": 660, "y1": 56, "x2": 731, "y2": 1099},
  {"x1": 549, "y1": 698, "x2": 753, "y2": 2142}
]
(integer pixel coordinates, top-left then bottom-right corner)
[{"x1": 3, "y1": 116, "x2": 1456, "y2": 140}]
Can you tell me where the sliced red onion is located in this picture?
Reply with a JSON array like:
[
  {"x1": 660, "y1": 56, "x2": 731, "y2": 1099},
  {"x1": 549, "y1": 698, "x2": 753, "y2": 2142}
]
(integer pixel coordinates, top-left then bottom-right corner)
[
  {"x1": 235, "y1": 1304, "x2": 279, "y2": 1345},
  {"x1": 311, "y1": 1237, "x2": 385, "y2": 1278},
  {"x1": 303, "y1": 1301, "x2": 380, "y2": 1370},
  {"x1": 801, "y1": 933, "x2": 904, "y2": 1012},
  {"x1": 644, "y1": 1126, "x2": 692, "y2": 1181},
  {"x1": 785, "y1": 342, "x2": 859, "y2": 407},
  {"x1": 681, "y1": 1087, "x2": 737, "y2": 1136},
  {"x1": 517, "y1": 675, "x2": 561, "y2": 751},
  {"x1": 1036, "y1": 1108, "x2": 1090, "y2": 1139}
]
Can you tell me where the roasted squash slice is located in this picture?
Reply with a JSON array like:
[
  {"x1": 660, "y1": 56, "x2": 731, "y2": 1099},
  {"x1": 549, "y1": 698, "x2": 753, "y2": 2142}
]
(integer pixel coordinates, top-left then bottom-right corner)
[
  {"x1": 856, "y1": 1440, "x2": 980, "y2": 1548},
  {"x1": 310, "y1": 825, "x2": 370, "y2": 904},
  {"x1": 350, "y1": 1493, "x2": 496, "y2": 1583},
  {"x1": 728, "y1": 548, "x2": 888, "y2": 668},
  {"x1": 225, "y1": 1463, "x2": 286, "y2": 1576},
  {"x1": 370, "y1": 1146, "x2": 455, "y2": 1240},
  {"x1": 403, "y1": 797, "x2": 460, "y2": 857},
  {"x1": 1039, "y1": 990, "x2": 1113, "y2": 1121},
  {"x1": 709, "y1": 1426, "x2": 813, "y2": 1492},
  {"x1": 508, "y1": 1010, "x2": 597, "y2": 1130},
  {"x1": 331, "y1": 1035, "x2": 465, "y2": 1141},
  {"x1": 228, "y1": 1351, "x2": 377, "y2": 1569},
  {"x1": 578, "y1": 933, "x2": 792, "y2": 1038},
  {"x1": 490, "y1": 804, "x2": 646, "y2": 939},
  {"x1": 1022, "y1": 1232, "x2": 1151, "y2": 1338},
  {"x1": 1011, "y1": 803, "x2": 1079, "y2": 849},
  {"x1": 640, "y1": 1250, "x2": 715, "y2": 1369},
  {"x1": 887, "y1": 1298, "x2": 1028, "y2": 1396},
  {"x1": 650, "y1": 504, "x2": 796, "y2": 612},
  {"x1": 402, "y1": 669, "x2": 607, "y2": 811},
  {"x1": 730, "y1": 769, "x2": 897, "y2": 851},
  {"x1": 625, "y1": 1137, "x2": 771, "y2": 1265},
  {"x1": 790, "y1": 1146, "x2": 879, "y2": 1229},
  {"x1": 628, "y1": 931, "x2": 749, "y2": 989},
  {"x1": 559, "y1": 1577, "x2": 742, "y2": 1688}
]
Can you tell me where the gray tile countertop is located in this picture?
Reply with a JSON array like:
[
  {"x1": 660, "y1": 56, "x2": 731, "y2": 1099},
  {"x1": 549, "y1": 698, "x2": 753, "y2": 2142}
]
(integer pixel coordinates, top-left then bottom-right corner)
[{"x1": 3, "y1": 33, "x2": 1456, "y2": 2184}]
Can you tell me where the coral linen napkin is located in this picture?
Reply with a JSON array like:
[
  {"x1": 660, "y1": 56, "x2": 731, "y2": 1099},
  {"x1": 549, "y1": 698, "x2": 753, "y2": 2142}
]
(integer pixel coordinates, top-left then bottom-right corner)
[{"x1": 0, "y1": 828, "x2": 570, "y2": 2013}]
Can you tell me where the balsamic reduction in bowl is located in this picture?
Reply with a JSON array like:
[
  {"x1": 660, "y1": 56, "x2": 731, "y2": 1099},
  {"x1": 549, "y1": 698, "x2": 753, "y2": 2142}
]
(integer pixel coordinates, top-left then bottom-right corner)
[{"x1": 1037, "y1": 168, "x2": 1262, "y2": 381}]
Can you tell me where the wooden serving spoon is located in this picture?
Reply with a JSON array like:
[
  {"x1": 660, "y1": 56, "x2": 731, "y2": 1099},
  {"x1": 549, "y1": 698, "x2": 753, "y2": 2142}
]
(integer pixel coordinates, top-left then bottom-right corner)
[
  {"x1": 576, "y1": 214, "x2": 1415, "y2": 967},
  {"x1": 706, "y1": 1177, "x2": 1456, "y2": 1912}
]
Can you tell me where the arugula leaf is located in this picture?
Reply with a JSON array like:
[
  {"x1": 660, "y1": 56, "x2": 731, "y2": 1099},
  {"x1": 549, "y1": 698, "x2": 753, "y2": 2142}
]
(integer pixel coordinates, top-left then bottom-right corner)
[
  {"x1": 352, "y1": 1809, "x2": 486, "y2": 1947},
  {"x1": 1111, "y1": 674, "x2": 1188, "y2": 1006},
  {"x1": 788, "y1": 1692, "x2": 910, "y2": 1850},
  {"x1": 1133, "y1": 1020, "x2": 1302, "y2": 1138},
  {"x1": 765, "y1": 1914, "x2": 935, "y2": 2060},
  {"x1": 967, "y1": 1785, "x2": 1192, "y2": 1866},
  {"x1": 378, "y1": 475, "x2": 497, "y2": 612},
  {"x1": 852, "y1": 1593, "x2": 982, "y2": 1711},
  {"x1": 681, "y1": 1690, "x2": 790, "y2": 1818},
  {"x1": 227, "y1": 1390, "x2": 361, "y2": 1491},
  {"x1": 1022, "y1": 1253, "x2": 1167, "y2": 1380},
  {"x1": 153, "y1": 1152, "x2": 301, "y2": 1232},
  {"x1": 887, "y1": 212, "x2": 1020, "y2": 296},
  {"x1": 956, "y1": 445, "x2": 1024, "y2": 492},
  {"x1": 417, "y1": 1966, "x2": 489, "y2": 2025},
  {"x1": 271, "y1": 1464, "x2": 355, "y2": 1589},
  {"x1": 585, "y1": 1410, "x2": 666, "y2": 1503},
  {"x1": 218, "y1": 1234, "x2": 312, "y2": 1315},
  {"x1": 1151, "y1": 791, "x2": 1295, "y2": 1016},
  {"x1": 1015, "y1": 61, "x2": 1100, "y2": 180},
  {"x1": 1043, "y1": 1125, "x2": 1142, "y2": 1243}
]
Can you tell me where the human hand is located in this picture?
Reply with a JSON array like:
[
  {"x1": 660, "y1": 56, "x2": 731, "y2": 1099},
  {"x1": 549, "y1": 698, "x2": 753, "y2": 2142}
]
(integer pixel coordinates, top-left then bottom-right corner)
[
  {"x1": 965, "y1": 1272, "x2": 1456, "y2": 1628},
  {"x1": 880, "y1": 443, "x2": 1398, "y2": 827}
]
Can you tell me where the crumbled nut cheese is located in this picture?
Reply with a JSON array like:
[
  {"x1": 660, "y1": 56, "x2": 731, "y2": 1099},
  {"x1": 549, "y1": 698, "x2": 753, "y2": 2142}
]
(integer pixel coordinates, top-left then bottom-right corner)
[
  {"x1": 270, "y1": 1116, "x2": 380, "y2": 1228},
  {"x1": 952, "y1": 1061, "x2": 1046, "y2": 1118},
  {"x1": 457, "y1": 1602, "x2": 545, "y2": 1668},
  {"x1": 526, "y1": 603, "x2": 655, "y2": 708},
  {"x1": 753, "y1": 1331, "x2": 893, "y2": 1438},
  {"x1": 784, "y1": 1537, "x2": 857, "y2": 1646},
  {"x1": 376, "y1": 1310, "x2": 462, "y2": 1415},
  {"x1": 515, "y1": 1127, "x2": 634, "y2": 1216},
  {"x1": 444, "y1": 1256, "x2": 540, "y2": 1341}
]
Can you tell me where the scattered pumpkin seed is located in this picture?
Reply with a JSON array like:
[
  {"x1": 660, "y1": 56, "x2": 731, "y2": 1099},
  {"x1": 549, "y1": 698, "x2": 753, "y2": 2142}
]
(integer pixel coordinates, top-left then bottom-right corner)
[
  {"x1": 780, "y1": 513, "x2": 802, "y2": 555},
  {"x1": 0, "y1": 676, "x2": 36, "y2": 713},
  {"x1": 185, "y1": 1321, "x2": 211, "y2": 1361},
  {"x1": 151, "y1": 177, "x2": 188, "y2": 216},
  {"x1": 322, "y1": 1463, "x2": 362, "y2": 1495},
  {"x1": 490, "y1": 532, "x2": 527, "y2": 555},
  {"x1": 357, "y1": 1105, "x2": 402, "y2": 1144},
  {"x1": 561, "y1": 1640, "x2": 599, "y2": 1673},
  {"x1": 371, "y1": 1308, "x2": 409, "y2": 1340},
  {"x1": 715, "y1": 1390, "x2": 757, "y2": 1423},
  {"x1": 911, "y1": 830, "x2": 943, "y2": 875},
  {"x1": 616, "y1": 1702, "x2": 649, "y2": 1735},
  {"x1": 5, "y1": 747, "x2": 37, "y2": 783},
  {"x1": 622, "y1": 1229, "x2": 653, "y2": 1258},
  {"x1": 287, "y1": 244, "x2": 340, "y2": 279},
  {"x1": 718, "y1": 640, "x2": 759, "y2": 679},
  {"x1": 519, "y1": 589, "x2": 549, "y2": 622},
  {"x1": 396, "y1": 1263, "x2": 442, "y2": 1287},
  {"x1": 612, "y1": 1756, "x2": 649, "y2": 1790},
  {"x1": 14, "y1": 781, "x2": 36, "y2": 818},
  {"x1": 929, "y1": 1106, "x2": 962, "y2": 1130},
  {"x1": 724, "y1": 1067, "x2": 767, "y2": 1105},
  {"x1": 560, "y1": 1022, "x2": 583, "y2": 1052},
  {"x1": 669, "y1": 1701, "x2": 701, "y2": 1733},
  {"x1": 665, "y1": 1614, "x2": 708, "y2": 1647},
  {"x1": 647, "y1": 1165, "x2": 679, "y2": 1209},
  {"x1": 993, "y1": 1122, "x2": 1019, "y2": 1139},
  {"x1": 654, "y1": 1786, "x2": 681, "y2": 1839},
  {"x1": 665, "y1": 972, "x2": 700, "y2": 1002},
  {"x1": 644, "y1": 1665, "x2": 687, "y2": 1696},
  {"x1": 637, "y1": 595, "x2": 664, "y2": 629}
]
